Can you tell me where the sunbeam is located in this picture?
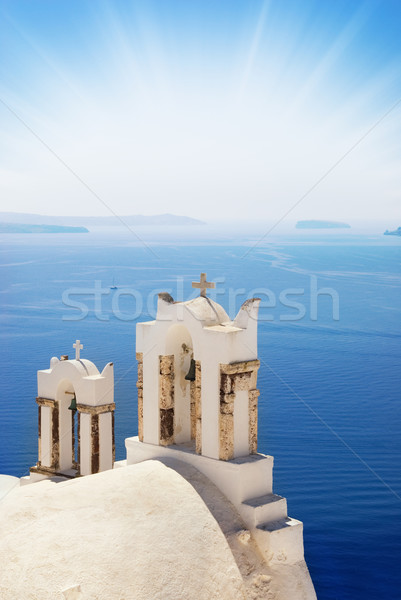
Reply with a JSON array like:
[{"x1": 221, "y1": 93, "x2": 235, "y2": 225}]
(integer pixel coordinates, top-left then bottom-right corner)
[{"x1": 0, "y1": 0, "x2": 400, "y2": 224}]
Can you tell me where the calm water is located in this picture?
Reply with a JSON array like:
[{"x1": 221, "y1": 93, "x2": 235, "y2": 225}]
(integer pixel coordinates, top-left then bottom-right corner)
[{"x1": 0, "y1": 229, "x2": 400, "y2": 599}]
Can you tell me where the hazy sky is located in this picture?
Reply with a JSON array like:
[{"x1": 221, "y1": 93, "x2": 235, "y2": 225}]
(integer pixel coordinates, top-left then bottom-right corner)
[{"x1": 1, "y1": 0, "x2": 401, "y2": 223}]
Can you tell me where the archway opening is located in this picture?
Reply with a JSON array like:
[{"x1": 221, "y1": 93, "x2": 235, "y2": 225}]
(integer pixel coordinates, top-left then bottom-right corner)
[
  {"x1": 165, "y1": 324, "x2": 195, "y2": 446},
  {"x1": 56, "y1": 379, "x2": 78, "y2": 474}
]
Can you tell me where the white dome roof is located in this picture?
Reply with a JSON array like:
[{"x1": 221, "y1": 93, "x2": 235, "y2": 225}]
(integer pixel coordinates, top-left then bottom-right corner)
[
  {"x1": 184, "y1": 296, "x2": 230, "y2": 326},
  {"x1": 0, "y1": 461, "x2": 245, "y2": 600}
]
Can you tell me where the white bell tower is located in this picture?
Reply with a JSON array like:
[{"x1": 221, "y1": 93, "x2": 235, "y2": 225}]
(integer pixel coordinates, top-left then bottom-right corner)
[
  {"x1": 29, "y1": 341, "x2": 115, "y2": 482},
  {"x1": 133, "y1": 273, "x2": 261, "y2": 460},
  {"x1": 125, "y1": 275, "x2": 308, "y2": 567}
]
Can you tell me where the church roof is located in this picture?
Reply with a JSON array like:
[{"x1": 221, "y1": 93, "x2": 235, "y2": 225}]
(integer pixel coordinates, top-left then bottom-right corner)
[
  {"x1": 156, "y1": 293, "x2": 261, "y2": 333},
  {"x1": 0, "y1": 461, "x2": 246, "y2": 600},
  {"x1": 183, "y1": 296, "x2": 230, "y2": 326}
]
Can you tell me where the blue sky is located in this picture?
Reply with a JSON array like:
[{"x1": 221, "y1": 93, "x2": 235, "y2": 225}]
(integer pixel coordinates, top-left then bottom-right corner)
[{"x1": 1, "y1": 0, "x2": 401, "y2": 224}]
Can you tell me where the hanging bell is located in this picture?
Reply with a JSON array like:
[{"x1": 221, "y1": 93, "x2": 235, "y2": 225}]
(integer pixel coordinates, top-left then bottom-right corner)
[
  {"x1": 185, "y1": 358, "x2": 196, "y2": 382},
  {"x1": 68, "y1": 395, "x2": 77, "y2": 411}
]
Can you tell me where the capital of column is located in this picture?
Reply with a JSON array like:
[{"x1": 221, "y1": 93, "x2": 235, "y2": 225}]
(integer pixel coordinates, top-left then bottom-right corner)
[{"x1": 76, "y1": 403, "x2": 116, "y2": 415}]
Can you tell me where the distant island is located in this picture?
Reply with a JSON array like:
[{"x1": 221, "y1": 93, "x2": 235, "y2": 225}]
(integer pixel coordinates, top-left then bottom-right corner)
[
  {"x1": 384, "y1": 227, "x2": 401, "y2": 237},
  {"x1": 296, "y1": 220, "x2": 351, "y2": 229},
  {"x1": 0, "y1": 212, "x2": 205, "y2": 227},
  {"x1": 0, "y1": 223, "x2": 89, "y2": 234}
]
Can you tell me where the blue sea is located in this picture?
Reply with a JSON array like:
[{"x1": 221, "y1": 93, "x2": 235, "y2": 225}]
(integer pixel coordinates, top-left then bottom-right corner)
[{"x1": 1, "y1": 227, "x2": 400, "y2": 600}]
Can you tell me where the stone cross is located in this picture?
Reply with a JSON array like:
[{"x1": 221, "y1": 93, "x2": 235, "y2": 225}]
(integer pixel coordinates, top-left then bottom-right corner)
[
  {"x1": 192, "y1": 273, "x2": 215, "y2": 297},
  {"x1": 73, "y1": 340, "x2": 83, "y2": 360}
]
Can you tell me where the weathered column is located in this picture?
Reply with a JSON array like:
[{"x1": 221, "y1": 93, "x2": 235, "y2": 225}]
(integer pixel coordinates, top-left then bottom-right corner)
[
  {"x1": 91, "y1": 413, "x2": 99, "y2": 474},
  {"x1": 190, "y1": 381, "x2": 196, "y2": 440},
  {"x1": 37, "y1": 404, "x2": 41, "y2": 467},
  {"x1": 71, "y1": 409, "x2": 77, "y2": 471},
  {"x1": 219, "y1": 360, "x2": 260, "y2": 460},
  {"x1": 219, "y1": 382, "x2": 235, "y2": 461},
  {"x1": 249, "y1": 389, "x2": 260, "y2": 454},
  {"x1": 136, "y1": 352, "x2": 144, "y2": 441},
  {"x1": 77, "y1": 411, "x2": 81, "y2": 472},
  {"x1": 51, "y1": 400, "x2": 59, "y2": 470},
  {"x1": 77, "y1": 403, "x2": 116, "y2": 475},
  {"x1": 34, "y1": 397, "x2": 59, "y2": 473},
  {"x1": 159, "y1": 355, "x2": 174, "y2": 446},
  {"x1": 191, "y1": 360, "x2": 202, "y2": 454},
  {"x1": 112, "y1": 411, "x2": 115, "y2": 463}
]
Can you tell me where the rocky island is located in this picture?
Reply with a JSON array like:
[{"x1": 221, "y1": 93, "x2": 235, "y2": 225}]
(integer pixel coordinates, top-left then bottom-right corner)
[
  {"x1": 0, "y1": 223, "x2": 89, "y2": 233},
  {"x1": 0, "y1": 212, "x2": 205, "y2": 227},
  {"x1": 384, "y1": 227, "x2": 401, "y2": 237},
  {"x1": 296, "y1": 220, "x2": 351, "y2": 229}
]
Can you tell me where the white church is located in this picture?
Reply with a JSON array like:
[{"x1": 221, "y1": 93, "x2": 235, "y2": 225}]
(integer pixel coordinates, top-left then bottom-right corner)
[{"x1": 0, "y1": 274, "x2": 316, "y2": 600}]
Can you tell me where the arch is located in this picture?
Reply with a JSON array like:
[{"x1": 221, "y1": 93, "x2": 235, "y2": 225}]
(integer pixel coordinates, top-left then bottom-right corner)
[
  {"x1": 165, "y1": 324, "x2": 194, "y2": 445},
  {"x1": 166, "y1": 315, "x2": 203, "y2": 359},
  {"x1": 56, "y1": 378, "x2": 77, "y2": 473},
  {"x1": 48, "y1": 359, "x2": 100, "y2": 403}
]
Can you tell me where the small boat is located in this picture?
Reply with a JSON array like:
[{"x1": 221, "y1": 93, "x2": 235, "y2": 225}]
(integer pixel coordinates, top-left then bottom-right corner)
[{"x1": 110, "y1": 276, "x2": 117, "y2": 290}]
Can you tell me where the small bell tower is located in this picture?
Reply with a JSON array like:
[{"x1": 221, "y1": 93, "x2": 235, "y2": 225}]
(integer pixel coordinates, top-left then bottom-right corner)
[
  {"x1": 133, "y1": 273, "x2": 261, "y2": 461},
  {"x1": 28, "y1": 341, "x2": 115, "y2": 482}
]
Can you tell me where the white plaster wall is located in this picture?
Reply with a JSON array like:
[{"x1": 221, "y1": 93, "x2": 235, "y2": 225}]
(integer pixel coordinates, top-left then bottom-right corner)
[
  {"x1": 99, "y1": 412, "x2": 113, "y2": 472},
  {"x1": 40, "y1": 406, "x2": 52, "y2": 468},
  {"x1": 37, "y1": 360, "x2": 114, "y2": 408},
  {"x1": 234, "y1": 390, "x2": 249, "y2": 458},
  {"x1": 90, "y1": 367, "x2": 114, "y2": 406},
  {"x1": 79, "y1": 413, "x2": 91, "y2": 476},
  {"x1": 142, "y1": 352, "x2": 159, "y2": 445},
  {"x1": 201, "y1": 361, "x2": 220, "y2": 459},
  {"x1": 126, "y1": 437, "x2": 274, "y2": 505}
]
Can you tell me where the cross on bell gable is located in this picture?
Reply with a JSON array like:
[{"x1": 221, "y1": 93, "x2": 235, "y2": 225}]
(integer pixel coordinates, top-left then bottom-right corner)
[
  {"x1": 192, "y1": 273, "x2": 215, "y2": 297},
  {"x1": 73, "y1": 340, "x2": 83, "y2": 360}
]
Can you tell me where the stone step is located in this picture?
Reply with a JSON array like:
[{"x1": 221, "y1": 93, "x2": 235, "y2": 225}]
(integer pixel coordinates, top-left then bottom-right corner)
[
  {"x1": 252, "y1": 517, "x2": 305, "y2": 565},
  {"x1": 239, "y1": 493, "x2": 288, "y2": 528}
]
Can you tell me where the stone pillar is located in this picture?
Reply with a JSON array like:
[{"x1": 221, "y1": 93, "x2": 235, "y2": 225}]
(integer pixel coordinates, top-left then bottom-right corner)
[
  {"x1": 136, "y1": 352, "x2": 144, "y2": 442},
  {"x1": 51, "y1": 401, "x2": 59, "y2": 470},
  {"x1": 219, "y1": 360, "x2": 260, "y2": 460},
  {"x1": 34, "y1": 397, "x2": 60, "y2": 472},
  {"x1": 71, "y1": 409, "x2": 77, "y2": 471},
  {"x1": 37, "y1": 404, "x2": 41, "y2": 467},
  {"x1": 190, "y1": 382, "x2": 196, "y2": 440},
  {"x1": 77, "y1": 411, "x2": 81, "y2": 472},
  {"x1": 112, "y1": 411, "x2": 115, "y2": 463},
  {"x1": 91, "y1": 413, "x2": 99, "y2": 474},
  {"x1": 77, "y1": 403, "x2": 116, "y2": 475},
  {"x1": 219, "y1": 387, "x2": 235, "y2": 461},
  {"x1": 249, "y1": 388, "x2": 260, "y2": 454},
  {"x1": 159, "y1": 355, "x2": 174, "y2": 446},
  {"x1": 190, "y1": 360, "x2": 202, "y2": 454}
]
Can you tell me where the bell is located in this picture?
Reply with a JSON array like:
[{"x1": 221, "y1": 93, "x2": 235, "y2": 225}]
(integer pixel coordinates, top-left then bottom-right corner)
[
  {"x1": 185, "y1": 358, "x2": 196, "y2": 382},
  {"x1": 68, "y1": 395, "x2": 77, "y2": 411}
]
